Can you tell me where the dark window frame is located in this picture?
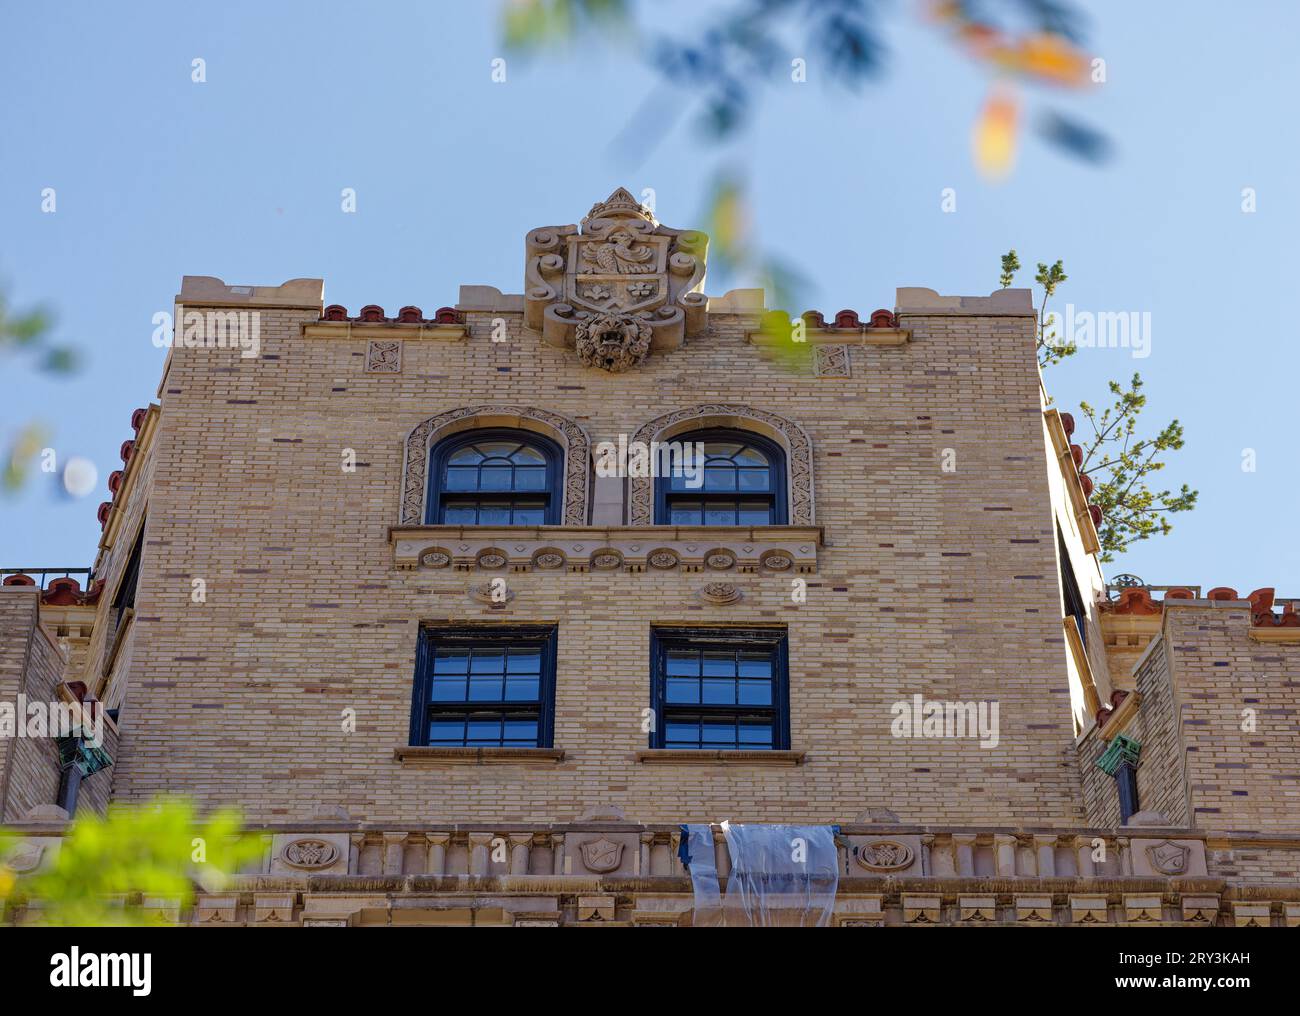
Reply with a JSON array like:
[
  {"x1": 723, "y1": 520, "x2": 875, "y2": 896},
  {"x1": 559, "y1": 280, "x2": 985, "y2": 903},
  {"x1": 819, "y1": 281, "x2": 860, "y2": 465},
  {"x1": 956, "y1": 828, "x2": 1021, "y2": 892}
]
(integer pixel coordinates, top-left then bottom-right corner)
[
  {"x1": 1057, "y1": 528, "x2": 1088, "y2": 649},
  {"x1": 426, "y1": 428, "x2": 564, "y2": 526},
  {"x1": 111, "y1": 522, "x2": 145, "y2": 638},
  {"x1": 653, "y1": 427, "x2": 788, "y2": 526},
  {"x1": 410, "y1": 625, "x2": 559, "y2": 748},
  {"x1": 649, "y1": 626, "x2": 790, "y2": 750}
]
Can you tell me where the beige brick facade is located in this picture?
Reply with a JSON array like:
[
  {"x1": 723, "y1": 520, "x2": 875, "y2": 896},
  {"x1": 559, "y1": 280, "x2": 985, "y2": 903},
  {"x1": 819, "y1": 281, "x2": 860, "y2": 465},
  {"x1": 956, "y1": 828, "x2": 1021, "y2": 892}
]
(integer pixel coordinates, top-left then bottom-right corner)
[{"x1": 3, "y1": 192, "x2": 1298, "y2": 925}]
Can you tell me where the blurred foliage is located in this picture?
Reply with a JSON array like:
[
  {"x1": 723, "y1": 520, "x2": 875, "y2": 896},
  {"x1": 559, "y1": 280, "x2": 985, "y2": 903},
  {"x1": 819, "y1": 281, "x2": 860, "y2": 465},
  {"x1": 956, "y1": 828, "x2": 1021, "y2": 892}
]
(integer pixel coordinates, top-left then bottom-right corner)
[
  {"x1": 0, "y1": 797, "x2": 264, "y2": 926},
  {"x1": 1001, "y1": 251, "x2": 1197, "y2": 562},
  {"x1": 1, "y1": 285, "x2": 80, "y2": 494},
  {"x1": 503, "y1": 0, "x2": 1107, "y2": 164}
]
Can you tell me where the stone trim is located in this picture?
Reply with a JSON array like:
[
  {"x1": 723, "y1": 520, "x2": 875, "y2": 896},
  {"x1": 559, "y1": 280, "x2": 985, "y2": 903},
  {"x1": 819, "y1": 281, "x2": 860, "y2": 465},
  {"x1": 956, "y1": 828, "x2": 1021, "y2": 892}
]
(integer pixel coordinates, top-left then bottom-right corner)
[
  {"x1": 400, "y1": 406, "x2": 592, "y2": 526},
  {"x1": 627, "y1": 404, "x2": 815, "y2": 526},
  {"x1": 634, "y1": 749, "x2": 806, "y2": 766},
  {"x1": 394, "y1": 747, "x2": 566, "y2": 766},
  {"x1": 389, "y1": 524, "x2": 822, "y2": 574}
]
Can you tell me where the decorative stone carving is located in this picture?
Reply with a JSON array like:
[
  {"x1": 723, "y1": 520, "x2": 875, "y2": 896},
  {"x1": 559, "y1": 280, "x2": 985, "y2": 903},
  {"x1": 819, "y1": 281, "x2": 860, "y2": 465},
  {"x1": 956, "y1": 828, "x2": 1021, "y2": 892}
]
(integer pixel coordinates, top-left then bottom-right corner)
[
  {"x1": 760, "y1": 551, "x2": 794, "y2": 571},
  {"x1": 4, "y1": 842, "x2": 45, "y2": 873},
  {"x1": 628, "y1": 405, "x2": 814, "y2": 526},
  {"x1": 401, "y1": 406, "x2": 591, "y2": 526},
  {"x1": 575, "y1": 313, "x2": 653, "y2": 372},
  {"x1": 1124, "y1": 894, "x2": 1162, "y2": 923},
  {"x1": 532, "y1": 550, "x2": 566, "y2": 570},
  {"x1": 1145, "y1": 839, "x2": 1190, "y2": 875},
  {"x1": 1015, "y1": 895, "x2": 1053, "y2": 923},
  {"x1": 195, "y1": 895, "x2": 239, "y2": 923},
  {"x1": 394, "y1": 529, "x2": 820, "y2": 574},
  {"x1": 366, "y1": 339, "x2": 402, "y2": 373},
  {"x1": 959, "y1": 896, "x2": 997, "y2": 923},
  {"x1": 813, "y1": 343, "x2": 851, "y2": 378},
  {"x1": 577, "y1": 895, "x2": 617, "y2": 922},
  {"x1": 579, "y1": 837, "x2": 625, "y2": 874},
  {"x1": 590, "y1": 550, "x2": 623, "y2": 570},
  {"x1": 280, "y1": 838, "x2": 342, "y2": 870},
  {"x1": 855, "y1": 840, "x2": 915, "y2": 873},
  {"x1": 699, "y1": 582, "x2": 742, "y2": 605},
  {"x1": 1181, "y1": 896, "x2": 1220, "y2": 925},
  {"x1": 525, "y1": 187, "x2": 708, "y2": 364},
  {"x1": 470, "y1": 581, "x2": 514, "y2": 605},
  {"x1": 1071, "y1": 894, "x2": 1109, "y2": 924},
  {"x1": 902, "y1": 894, "x2": 941, "y2": 924}
]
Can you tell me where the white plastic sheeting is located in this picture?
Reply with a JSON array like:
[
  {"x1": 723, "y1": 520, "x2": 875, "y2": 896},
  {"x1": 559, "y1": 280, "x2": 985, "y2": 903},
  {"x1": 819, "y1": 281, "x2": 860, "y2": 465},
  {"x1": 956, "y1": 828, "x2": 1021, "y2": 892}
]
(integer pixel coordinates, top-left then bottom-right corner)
[{"x1": 680, "y1": 822, "x2": 840, "y2": 926}]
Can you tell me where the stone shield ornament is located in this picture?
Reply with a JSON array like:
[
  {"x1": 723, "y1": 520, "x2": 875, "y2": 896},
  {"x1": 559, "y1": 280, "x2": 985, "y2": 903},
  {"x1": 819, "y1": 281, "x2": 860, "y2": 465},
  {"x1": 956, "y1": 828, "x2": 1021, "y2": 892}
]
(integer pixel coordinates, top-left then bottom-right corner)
[
  {"x1": 1146, "y1": 839, "x2": 1190, "y2": 875},
  {"x1": 525, "y1": 187, "x2": 708, "y2": 359},
  {"x1": 579, "y1": 837, "x2": 625, "y2": 873}
]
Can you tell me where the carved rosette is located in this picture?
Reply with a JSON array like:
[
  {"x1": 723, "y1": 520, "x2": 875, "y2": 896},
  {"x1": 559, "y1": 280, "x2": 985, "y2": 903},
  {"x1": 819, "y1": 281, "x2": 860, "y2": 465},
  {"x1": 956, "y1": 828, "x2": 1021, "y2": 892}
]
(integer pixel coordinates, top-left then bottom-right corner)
[
  {"x1": 401, "y1": 406, "x2": 591, "y2": 526},
  {"x1": 525, "y1": 187, "x2": 708, "y2": 367},
  {"x1": 699, "y1": 582, "x2": 742, "y2": 605},
  {"x1": 627, "y1": 405, "x2": 814, "y2": 526}
]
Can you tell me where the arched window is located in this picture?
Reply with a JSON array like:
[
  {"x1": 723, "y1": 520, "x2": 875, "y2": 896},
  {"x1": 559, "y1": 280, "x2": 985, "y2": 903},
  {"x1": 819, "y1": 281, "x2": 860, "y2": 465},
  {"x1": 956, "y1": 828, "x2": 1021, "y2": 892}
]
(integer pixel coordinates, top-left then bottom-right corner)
[
  {"x1": 428, "y1": 429, "x2": 563, "y2": 525},
  {"x1": 655, "y1": 428, "x2": 787, "y2": 526}
]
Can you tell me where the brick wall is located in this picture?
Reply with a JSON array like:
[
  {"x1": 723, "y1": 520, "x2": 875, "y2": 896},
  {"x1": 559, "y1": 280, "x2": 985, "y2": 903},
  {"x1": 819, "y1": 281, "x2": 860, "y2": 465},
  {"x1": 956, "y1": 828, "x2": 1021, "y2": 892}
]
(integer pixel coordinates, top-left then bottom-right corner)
[
  {"x1": 0, "y1": 590, "x2": 66, "y2": 821},
  {"x1": 1164, "y1": 603, "x2": 1300, "y2": 832},
  {"x1": 105, "y1": 283, "x2": 1088, "y2": 826}
]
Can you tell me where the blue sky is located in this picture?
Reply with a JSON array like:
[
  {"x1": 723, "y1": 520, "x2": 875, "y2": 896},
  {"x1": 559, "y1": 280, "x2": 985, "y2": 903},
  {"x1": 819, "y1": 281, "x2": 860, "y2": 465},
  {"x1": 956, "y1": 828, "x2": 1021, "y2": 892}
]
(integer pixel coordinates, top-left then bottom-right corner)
[{"x1": 1, "y1": 1, "x2": 1295, "y2": 595}]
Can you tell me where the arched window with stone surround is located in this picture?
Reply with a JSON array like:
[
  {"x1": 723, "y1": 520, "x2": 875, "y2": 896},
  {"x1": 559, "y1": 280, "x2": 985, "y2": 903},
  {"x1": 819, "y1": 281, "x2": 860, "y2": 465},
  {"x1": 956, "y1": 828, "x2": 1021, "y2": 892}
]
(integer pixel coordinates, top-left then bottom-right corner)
[
  {"x1": 427, "y1": 429, "x2": 563, "y2": 526},
  {"x1": 655, "y1": 428, "x2": 787, "y2": 526},
  {"x1": 628, "y1": 405, "x2": 814, "y2": 527},
  {"x1": 400, "y1": 406, "x2": 592, "y2": 527}
]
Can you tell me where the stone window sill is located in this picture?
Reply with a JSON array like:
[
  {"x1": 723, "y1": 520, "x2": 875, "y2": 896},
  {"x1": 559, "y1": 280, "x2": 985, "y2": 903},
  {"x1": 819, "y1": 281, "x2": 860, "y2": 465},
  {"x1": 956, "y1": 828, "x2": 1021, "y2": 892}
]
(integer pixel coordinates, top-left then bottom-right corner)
[
  {"x1": 634, "y1": 749, "x2": 805, "y2": 767},
  {"x1": 394, "y1": 747, "x2": 566, "y2": 766}
]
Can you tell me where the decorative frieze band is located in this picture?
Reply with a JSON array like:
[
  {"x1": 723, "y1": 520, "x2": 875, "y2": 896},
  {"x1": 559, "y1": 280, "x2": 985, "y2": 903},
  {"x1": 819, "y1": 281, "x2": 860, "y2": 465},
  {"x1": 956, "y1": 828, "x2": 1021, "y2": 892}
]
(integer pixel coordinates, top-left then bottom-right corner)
[{"x1": 389, "y1": 524, "x2": 823, "y2": 574}]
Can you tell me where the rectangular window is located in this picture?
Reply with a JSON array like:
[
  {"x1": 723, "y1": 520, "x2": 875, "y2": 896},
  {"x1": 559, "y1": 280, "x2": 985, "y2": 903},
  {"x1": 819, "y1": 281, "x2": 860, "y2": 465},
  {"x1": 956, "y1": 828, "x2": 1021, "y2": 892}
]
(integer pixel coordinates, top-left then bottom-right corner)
[
  {"x1": 650, "y1": 627, "x2": 789, "y2": 750},
  {"x1": 111, "y1": 522, "x2": 145, "y2": 641},
  {"x1": 411, "y1": 626, "x2": 557, "y2": 748},
  {"x1": 1057, "y1": 529, "x2": 1088, "y2": 648}
]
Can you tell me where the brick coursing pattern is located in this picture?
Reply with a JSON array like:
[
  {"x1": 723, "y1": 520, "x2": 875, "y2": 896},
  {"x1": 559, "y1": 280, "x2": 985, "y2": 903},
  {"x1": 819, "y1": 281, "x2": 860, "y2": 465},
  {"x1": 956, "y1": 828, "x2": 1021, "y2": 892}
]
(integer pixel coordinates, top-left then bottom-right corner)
[{"x1": 102, "y1": 305, "x2": 1087, "y2": 826}]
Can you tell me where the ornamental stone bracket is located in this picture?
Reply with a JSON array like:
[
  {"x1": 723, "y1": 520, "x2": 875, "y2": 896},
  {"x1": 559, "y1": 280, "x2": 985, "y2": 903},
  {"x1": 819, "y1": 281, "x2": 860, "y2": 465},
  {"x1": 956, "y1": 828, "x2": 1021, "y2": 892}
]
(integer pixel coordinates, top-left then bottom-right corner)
[
  {"x1": 524, "y1": 187, "x2": 708, "y2": 370},
  {"x1": 388, "y1": 524, "x2": 823, "y2": 574}
]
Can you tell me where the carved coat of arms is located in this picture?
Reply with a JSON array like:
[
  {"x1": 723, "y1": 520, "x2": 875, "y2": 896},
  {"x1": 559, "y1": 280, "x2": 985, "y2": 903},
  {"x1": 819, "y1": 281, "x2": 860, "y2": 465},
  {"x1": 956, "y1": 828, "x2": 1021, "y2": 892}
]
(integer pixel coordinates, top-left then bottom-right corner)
[
  {"x1": 579, "y1": 836, "x2": 625, "y2": 873},
  {"x1": 1146, "y1": 839, "x2": 1190, "y2": 875},
  {"x1": 525, "y1": 188, "x2": 708, "y2": 370}
]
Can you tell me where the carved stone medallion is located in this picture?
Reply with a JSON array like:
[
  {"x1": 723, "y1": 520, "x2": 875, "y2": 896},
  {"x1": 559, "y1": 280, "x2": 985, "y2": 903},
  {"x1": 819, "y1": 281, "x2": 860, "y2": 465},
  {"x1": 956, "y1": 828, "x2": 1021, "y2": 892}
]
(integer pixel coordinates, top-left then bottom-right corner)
[
  {"x1": 855, "y1": 840, "x2": 915, "y2": 873},
  {"x1": 699, "y1": 582, "x2": 742, "y2": 605},
  {"x1": 525, "y1": 188, "x2": 708, "y2": 365},
  {"x1": 280, "y1": 838, "x2": 341, "y2": 870}
]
